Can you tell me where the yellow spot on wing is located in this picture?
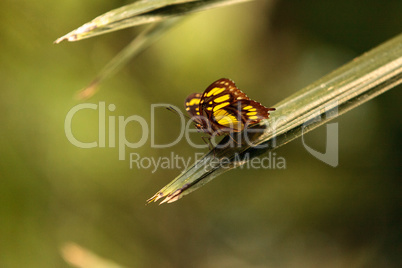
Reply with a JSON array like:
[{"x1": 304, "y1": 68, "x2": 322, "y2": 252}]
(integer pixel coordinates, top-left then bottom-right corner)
[
  {"x1": 248, "y1": 116, "x2": 258, "y2": 120},
  {"x1": 247, "y1": 112, "x2": 257, "y2": 116},
  {"x1": 243, "y1": 105, "x2": 253, "y2": 110},
  {"x1": 206, "y1": 87, "x2": 225, "y2": 97},
  {"x1": 213, "y1": 102, "x2": 230, "y2": 112},
  {"x1": 248, "y1": 108, "x2": 256, "y2": 111},
  {"x1": 207, "y1": 107, "x2": 213, "y2": 111},
  {"x1": 214, "y1": 110, "x2": 243, "y2": 130},
  {"x1": 187, "y1": 98, "x2": 200, "y2": 106},
  {"x1": 214, "y1": 94, "x2": 230, "y2": 103}
]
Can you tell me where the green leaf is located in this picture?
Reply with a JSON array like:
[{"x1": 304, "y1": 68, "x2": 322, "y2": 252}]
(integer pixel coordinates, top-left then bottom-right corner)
[
  {"x1": 54, "y1": 0, "x2": 252, "y2": 43},
  {"x1": 55, "y1": 0, "x2": 252, "y2": 98},
  {"x1": 75, "y1": 18, "x2": 181, "y2": 100},
  {"x1": 147, "y1": 33, "x2": 402, "y2": 204}
]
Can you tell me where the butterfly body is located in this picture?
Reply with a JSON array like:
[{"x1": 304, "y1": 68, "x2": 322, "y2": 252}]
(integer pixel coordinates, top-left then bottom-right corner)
[{"x1": 185, "y1": 78, "x2": 275, "y2": 137}]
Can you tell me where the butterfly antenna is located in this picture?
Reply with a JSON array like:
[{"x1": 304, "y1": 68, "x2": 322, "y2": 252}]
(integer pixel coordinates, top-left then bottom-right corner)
[{"x1": 166, "y1": 106, "x2": 190, "y2": 119}]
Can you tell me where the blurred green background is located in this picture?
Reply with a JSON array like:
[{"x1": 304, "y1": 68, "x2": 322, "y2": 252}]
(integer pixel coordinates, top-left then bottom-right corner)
[{"x1": 0, "y1": 0, "x2": 401, "y2": 267}]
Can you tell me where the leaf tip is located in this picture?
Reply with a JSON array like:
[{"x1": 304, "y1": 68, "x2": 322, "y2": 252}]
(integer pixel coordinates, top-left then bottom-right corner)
[
  {"x1": 147, "y1": 189, "x2": 182, "y2": 205},
  {"x1": 54, "y1": 33, "x2": 79, "y2": 44},
  {"x1": 146, "y1": 192, "x2": 164, "y2": 204},
  {"x1": 75, "y1": 79, "x2": 100, "y2": 100}
]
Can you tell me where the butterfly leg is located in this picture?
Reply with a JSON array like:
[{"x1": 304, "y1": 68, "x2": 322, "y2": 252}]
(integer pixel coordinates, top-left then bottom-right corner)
[
  {"x1": 201, "y1": 136, "x2": 217, "y2": 157},
  {"x1": 227, "y1": 133, "x2": 240, "y2": 147},
  {"x1": 201, "y1": 136, "x2": 213, "y2": 150}
]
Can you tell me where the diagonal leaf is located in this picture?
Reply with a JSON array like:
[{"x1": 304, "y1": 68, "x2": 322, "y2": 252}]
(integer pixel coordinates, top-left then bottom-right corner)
[
  {"x1": 147, "y1": 33, "x2": 402, "y2": 204},
  {"x1": 55, "y1": 0, "x2": 252, "y2": 43},
  {"x1": 56, "y1": 0, "x2": 253, "y2": 98},
  {"x1": 76, "y1": 18, "x2": 182, "y2": 100}
]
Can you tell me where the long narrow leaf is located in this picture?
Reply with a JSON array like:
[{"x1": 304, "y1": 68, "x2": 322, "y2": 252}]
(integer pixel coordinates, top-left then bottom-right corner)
[
  {"x1": 56, "y1": 0, "x2": 253, "y2": 98},
  {"x1": 76, "y1": 18, "x2": 181, "y2": 100},
  {"x1": 148, "y1": 33, "x2": 402, "y2": 204},
  {"x1": 55, "y1": 0, "x2": 252, "y2": 43}
]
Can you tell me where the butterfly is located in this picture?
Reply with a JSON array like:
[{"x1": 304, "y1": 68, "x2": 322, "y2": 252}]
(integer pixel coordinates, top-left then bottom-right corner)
[{"x1": 185, "y1": 78, "x2": 275, "y2": 138}]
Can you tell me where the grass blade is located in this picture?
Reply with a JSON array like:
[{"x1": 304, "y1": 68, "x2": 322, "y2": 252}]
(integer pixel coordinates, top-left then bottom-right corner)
[
  {"x1": 55, "y1": 0, "x2": 252, "y2": 43},
  {"x1": 76, "y1": 18, "x2": 181, "y2": 100},
  {"x1": 56, "y1": 0, "x2": 252, "y2": 98},
  {"x1": 147, "y1": 33, "x2": 402, "y2": 204}
]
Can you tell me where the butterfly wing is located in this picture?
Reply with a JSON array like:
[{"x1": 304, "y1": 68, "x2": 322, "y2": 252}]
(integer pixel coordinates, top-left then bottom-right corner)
[
  {"x1": 184, "y1": 93, "x2": 202, "y2": 118},
  {"x1": 199, "y1": 78, "x2": 275, "y2": 133},
  {"x1": 236, "y1": 99, "x2": 275, "y2": 124},
  {"x1": 185, "y1": 92, "x2": 214, "y2": 134}
]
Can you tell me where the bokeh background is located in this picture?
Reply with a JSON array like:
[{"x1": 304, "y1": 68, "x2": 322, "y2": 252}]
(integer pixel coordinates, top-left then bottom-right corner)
[{"x1": 1, "y1": 0, "x2": 401, "y2": 267}]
